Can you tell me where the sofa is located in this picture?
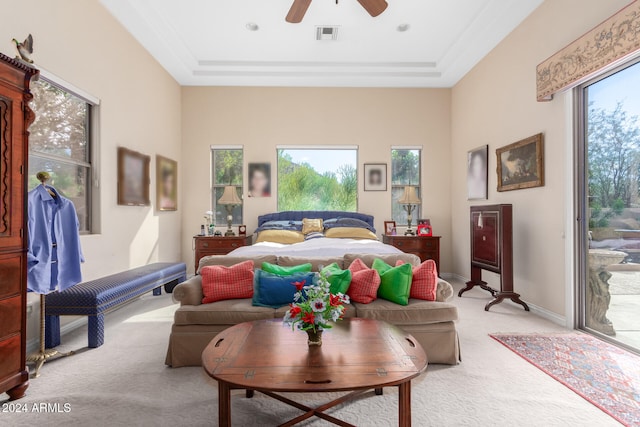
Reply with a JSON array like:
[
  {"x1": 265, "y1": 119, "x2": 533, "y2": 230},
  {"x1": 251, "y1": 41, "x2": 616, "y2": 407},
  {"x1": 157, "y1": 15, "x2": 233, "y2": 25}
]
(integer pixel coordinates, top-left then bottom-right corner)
[{"x1": 165, "y1": 253, "x2": 460, "y2": 367}]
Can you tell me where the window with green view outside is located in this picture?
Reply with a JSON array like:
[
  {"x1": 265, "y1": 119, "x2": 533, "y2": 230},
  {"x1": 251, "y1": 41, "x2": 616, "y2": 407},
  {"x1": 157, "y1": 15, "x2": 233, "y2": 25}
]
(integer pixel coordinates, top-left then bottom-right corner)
[
  {"x1": 28, "y1": 78, "x2": 94, "y2": 233},
  {"x1": 211, "y1": 148, "x2": 243, "y2": 225},
  {"x1": 277, "y1": 148, "x2": 357, "y2": 211},
  {"x1": 391, "y1": 149, "x2": 421, "y2": 224}
]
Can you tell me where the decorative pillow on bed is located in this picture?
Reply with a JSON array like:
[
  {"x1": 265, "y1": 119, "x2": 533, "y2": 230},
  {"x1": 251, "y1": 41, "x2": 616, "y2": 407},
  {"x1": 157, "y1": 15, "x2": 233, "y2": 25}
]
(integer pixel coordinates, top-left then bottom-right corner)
[
  {"x1": 261, "y1": 261, "x2": 312, "y2": 276},
  {"x1": 396, "y1": 259, "x2": 438, "y2": 301},
  {"x1": 201, "y1": 260, "x2": 255, "y2": 304},
  {"x1": 255, "y1": 220, "x2": 301, "y2": 232},
  {"x1": 255, "y1": 230, "x2": 305, "y2": 244},
  {"x1": 325, "y1": 227, "x2": 378, "y2": 240},
  {"x1": 324, "y1": 217, "x2": 376, "y2": 233},
  {"x1": 346, "y1": 258, "x2": 380, "y2": 304},
  {"x1": 302, "y1": 218, "x2": 323, "y2": 234},
  {"x1": 252, "y1": 270, "x2": 316, "y2": 308},
  {"x1": 304, "y1": 231, "x2": 325, "y2": 241},
  {"x1": 372, "y1": 259, "x2": 413, "y2": 306},
  {"x1": 321, "y1": 263, "x2": 352, "y2": 295}
]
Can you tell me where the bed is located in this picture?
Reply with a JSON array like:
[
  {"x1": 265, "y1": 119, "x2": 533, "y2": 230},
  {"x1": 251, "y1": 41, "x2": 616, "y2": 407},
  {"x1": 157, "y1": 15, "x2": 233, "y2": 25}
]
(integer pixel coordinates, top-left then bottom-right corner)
[
  {"x1": 167, "y1": 210, "x2": 461, "y2": 367},
  {"x1": 228, "y1": 210, "x2": 403, "y2": 258}
]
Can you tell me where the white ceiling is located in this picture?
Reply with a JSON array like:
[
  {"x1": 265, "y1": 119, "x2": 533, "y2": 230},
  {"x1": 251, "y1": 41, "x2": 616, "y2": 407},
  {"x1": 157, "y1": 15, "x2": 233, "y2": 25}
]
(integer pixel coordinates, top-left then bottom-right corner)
[{"x1": 100, "y1": 0, "x2": 543, "y2": 88}]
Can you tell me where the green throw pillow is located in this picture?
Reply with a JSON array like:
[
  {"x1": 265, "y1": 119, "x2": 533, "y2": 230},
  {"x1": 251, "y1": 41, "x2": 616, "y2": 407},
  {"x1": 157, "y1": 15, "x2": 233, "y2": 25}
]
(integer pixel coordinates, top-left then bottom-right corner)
[
  {"x1": 321, "y1": 263, "x2": 352, "y2": 295},
  {"x1": 371, "y1": 259, "x2": 413, "y2": 306},
  {"x1": 261, "y1": 262, "x2": 312, "y2": 276}
]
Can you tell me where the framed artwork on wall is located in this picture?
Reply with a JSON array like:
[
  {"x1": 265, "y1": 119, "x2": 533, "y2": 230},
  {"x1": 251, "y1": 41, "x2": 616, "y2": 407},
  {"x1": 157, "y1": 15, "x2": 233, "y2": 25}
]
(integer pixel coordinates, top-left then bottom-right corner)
[
  {"x1": 467, "y1": 145, "x2": 488, "y2": 200},
  {"x1": 496, "y1": 133, "x2": 544, "y2": 192},
  {"x1": 156, "y1": 155, "x2": 178, "y2": 211},
  {"x1": 364, "y1": 163, "x2": 387, "y2": 191},
  {"x1": 117, "y1": 147, "x2": 150, "y2": 206},
  {"x1": 248, "y1": 163, "x2": 271, "y2": 197}
]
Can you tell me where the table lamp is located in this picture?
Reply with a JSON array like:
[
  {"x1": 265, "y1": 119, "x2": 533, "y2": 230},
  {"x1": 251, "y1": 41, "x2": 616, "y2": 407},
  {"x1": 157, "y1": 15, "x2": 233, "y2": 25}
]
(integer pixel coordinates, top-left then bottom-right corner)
[
  {"x1": 218, "y1": 186, "x2": 242, "y2": 236},
  {"x1": 398, "y1": 185, "x2": 421, "y2": 236}
]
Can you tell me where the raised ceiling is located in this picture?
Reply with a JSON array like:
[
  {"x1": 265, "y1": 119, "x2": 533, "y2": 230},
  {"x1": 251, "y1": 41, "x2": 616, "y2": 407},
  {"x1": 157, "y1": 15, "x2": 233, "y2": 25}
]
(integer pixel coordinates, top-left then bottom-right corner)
[{"x1": 100, "y1": 0, "x2": 543, "y2": 88}]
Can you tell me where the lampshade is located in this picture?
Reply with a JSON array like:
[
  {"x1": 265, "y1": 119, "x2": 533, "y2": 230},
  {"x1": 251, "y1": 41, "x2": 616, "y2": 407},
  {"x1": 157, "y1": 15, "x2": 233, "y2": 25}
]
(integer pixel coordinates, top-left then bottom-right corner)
[
  {"x1": 218, "y1": 186, "x2": 242, "y2": 205},
  {"x1": 398, "y1": 186, "x2": 421, "y2": 205}
]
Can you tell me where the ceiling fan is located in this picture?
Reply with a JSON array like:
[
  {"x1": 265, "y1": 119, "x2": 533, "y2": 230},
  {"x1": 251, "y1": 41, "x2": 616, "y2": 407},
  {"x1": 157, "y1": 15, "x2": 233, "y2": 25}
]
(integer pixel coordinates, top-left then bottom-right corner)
[{"x1": 286, "y1": 0, "x2": 388, "y2": 23}]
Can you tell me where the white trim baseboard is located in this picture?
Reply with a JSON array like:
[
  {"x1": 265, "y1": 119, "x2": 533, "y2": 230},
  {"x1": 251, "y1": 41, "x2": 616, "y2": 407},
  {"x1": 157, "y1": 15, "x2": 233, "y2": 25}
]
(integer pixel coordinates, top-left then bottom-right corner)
[
  {"x1": 26, "y1": 317, "x2": 88, "y2": 354},
  {"x1": 444, "y1": 274, "x2": 567, "y2": 327}
]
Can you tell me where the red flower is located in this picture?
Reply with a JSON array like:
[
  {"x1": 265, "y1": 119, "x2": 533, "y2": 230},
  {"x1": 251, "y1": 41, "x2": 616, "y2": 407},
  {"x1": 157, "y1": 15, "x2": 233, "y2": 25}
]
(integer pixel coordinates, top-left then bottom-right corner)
[
  {"x1": 291, "y1": 280, "x2": 306, "y2": 291},
  {"x1": 330, "y1": 294, "x2": 342, "y2": 307},
  {"x1": 289, "y1": 304, "x2": 301, "y2": 317},
  {"x1": 302, "y1": 311, "x2": 315, "y2": 325}
]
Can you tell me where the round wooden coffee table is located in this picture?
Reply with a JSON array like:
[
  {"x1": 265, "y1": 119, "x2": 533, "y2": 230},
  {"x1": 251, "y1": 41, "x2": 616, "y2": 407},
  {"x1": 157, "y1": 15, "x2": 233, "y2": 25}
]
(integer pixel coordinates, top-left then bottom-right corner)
[{"x1": 202, "y1": 318, "x2": 427, "y2": 427}]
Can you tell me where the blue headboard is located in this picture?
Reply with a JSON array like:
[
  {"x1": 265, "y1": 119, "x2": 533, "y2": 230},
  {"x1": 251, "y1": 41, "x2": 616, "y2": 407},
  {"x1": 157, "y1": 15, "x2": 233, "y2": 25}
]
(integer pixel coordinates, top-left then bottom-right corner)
[{"x1": 258, "y1": 211, "x2": 375, "y2": 229}]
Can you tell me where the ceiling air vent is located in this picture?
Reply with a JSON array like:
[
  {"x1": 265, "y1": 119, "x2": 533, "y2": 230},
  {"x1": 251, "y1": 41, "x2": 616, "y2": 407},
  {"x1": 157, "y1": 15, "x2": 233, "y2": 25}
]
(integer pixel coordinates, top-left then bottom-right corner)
[{"x1": 316, "y1": 26, "x2": 339, "y2": 41}]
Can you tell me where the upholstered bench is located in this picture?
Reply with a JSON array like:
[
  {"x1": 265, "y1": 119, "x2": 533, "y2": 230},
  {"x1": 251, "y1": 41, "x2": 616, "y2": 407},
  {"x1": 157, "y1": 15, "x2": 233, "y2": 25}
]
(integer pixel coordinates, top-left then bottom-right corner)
[{"x1": 45, "y1": 262, "x2": 187, "y2": 348}]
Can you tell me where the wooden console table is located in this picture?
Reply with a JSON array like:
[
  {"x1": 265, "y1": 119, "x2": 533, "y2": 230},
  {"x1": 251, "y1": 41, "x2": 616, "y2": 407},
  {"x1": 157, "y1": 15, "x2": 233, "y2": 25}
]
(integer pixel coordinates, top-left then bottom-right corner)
[
  {"x1": 193, "y1": 235, "x2": 253, "y2": 272},
  {"x1": 383, "y1": 235, "x2": 440, "y2": 273},
  {"x1": 458, "y1": 204, "x2": 529, "y2": 311}
]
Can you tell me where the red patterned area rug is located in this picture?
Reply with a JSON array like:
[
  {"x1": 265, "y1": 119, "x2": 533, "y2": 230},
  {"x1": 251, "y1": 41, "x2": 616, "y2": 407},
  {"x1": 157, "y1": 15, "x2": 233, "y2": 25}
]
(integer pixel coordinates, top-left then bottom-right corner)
[{"x1": 490, "y1": 333, "x2": 640, "y2": 426}]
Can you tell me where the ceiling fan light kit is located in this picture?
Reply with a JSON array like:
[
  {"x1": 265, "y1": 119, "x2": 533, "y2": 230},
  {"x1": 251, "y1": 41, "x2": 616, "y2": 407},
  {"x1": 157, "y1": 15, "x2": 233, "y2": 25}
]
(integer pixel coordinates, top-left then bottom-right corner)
[{"x1": 286, "y1": 0, "x2": 388, "y2": 23}]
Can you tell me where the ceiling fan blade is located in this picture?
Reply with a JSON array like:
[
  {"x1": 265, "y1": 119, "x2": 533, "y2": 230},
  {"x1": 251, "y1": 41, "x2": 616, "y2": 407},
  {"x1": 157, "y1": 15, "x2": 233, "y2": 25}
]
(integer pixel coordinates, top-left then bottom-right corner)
[
  {"x1": 357, "y1": 0, "x2": 388, "y2": 17},
  {"x1": 286, "y1": 0, "x2": 312, "y2": 23}
]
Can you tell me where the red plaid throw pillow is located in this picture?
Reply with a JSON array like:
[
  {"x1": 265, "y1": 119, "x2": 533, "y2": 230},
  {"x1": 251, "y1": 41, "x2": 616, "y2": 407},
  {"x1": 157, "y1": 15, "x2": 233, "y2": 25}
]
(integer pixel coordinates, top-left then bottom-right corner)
[
  {"x1": 396, "y1": 259, "x2": 438, "y2": 301},
  {"x1": 201, "y1": 260, "x2": 255, "y2": 304},
  {"x1": 347, "y1": 258, "x2": 380, "y2": 304}
]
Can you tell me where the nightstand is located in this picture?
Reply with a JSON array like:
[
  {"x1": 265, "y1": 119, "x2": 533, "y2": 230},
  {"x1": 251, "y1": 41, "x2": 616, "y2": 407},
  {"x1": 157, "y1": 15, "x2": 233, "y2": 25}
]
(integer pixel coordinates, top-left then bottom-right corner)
[
  {"x1": 383, "y1": 235, "x2": 441, "y2": 273},
  {"x1": 193, "y1": 235, "x2": 253, "y2": 272}
]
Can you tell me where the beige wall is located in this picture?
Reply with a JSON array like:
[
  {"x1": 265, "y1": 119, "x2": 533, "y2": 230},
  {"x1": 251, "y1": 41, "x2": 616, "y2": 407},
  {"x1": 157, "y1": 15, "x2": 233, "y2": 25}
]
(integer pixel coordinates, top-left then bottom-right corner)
[
  {"x1": 181, "y1": 87, "x2": 451, "y2": 274},
  {"x1": 1, "y1": 0, "x2": 182, "y2": 342},
  {"x1": 451, "y1": 0, "x2": 631, "y2": 317}
]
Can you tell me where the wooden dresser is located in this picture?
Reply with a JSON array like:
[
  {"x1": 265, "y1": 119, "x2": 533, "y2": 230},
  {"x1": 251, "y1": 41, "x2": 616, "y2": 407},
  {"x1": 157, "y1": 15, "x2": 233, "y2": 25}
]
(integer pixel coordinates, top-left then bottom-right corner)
[
  {"x1": 193, "y1": 235, "x2": 253, "y2": 272},
  {"x1": 0, "y1": 53, "x2": 39, "y2": 400},
  {"x1": 383, "y1": 235, "x2": 441, "y2": 273}
]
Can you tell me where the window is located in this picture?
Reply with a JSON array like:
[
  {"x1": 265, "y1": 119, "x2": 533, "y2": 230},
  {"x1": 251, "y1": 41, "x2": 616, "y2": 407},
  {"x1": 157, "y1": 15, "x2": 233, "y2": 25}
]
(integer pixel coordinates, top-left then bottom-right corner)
[
  {"x1": 577, "y1": 57, "x2": 640, "y2": 351},
  {"x1": 277, "y1": 147, "x2": 358, "y2": 211},
  {"x1": 391, "y1": 148, "x2": 421, "y2": 224},
  {"x1": 211, "y1": 147, "x2": 243, "y2": 225},
  {"x1": 28, "y1": 78, "x2": 95, "y2": 233}
]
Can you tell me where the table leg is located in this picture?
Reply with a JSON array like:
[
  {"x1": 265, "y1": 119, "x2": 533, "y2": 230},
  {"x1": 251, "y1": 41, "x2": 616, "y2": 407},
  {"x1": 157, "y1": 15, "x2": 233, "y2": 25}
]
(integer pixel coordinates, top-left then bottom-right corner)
[
  {"x1": 218, "y1": 381, "x2": 231, "y2": 427},
  {"x1": 398, "y1": 381, "x2": 411, "y2": 427}
]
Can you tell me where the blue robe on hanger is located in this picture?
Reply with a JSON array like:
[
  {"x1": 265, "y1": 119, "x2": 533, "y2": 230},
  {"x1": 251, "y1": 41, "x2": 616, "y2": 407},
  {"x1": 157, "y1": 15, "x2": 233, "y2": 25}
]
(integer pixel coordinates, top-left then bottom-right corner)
[{"x1": 27, "y1": 185, "x2": 84, "y2": 294}]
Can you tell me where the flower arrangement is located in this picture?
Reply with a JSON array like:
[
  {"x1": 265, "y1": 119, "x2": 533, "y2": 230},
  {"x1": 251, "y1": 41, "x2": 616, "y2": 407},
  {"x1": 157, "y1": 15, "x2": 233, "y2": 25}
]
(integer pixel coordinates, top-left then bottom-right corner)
[{"x1": 283, "y1": 271, "x2": 350, "y2": 334}]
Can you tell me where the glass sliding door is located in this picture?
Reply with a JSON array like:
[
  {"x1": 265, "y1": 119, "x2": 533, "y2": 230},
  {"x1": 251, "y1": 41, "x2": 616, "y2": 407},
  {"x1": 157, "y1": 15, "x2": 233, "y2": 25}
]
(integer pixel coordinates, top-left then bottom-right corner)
[{"x1": 578, "y1": 58, "x2": 640, "y2": 352}]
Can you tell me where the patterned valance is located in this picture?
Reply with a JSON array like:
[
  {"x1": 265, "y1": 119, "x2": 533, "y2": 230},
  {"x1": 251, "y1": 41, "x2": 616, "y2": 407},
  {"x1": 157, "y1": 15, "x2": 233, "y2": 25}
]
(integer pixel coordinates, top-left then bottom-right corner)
[{"x1": 536, "y1": 1, "x2": 640, "y2": 101}]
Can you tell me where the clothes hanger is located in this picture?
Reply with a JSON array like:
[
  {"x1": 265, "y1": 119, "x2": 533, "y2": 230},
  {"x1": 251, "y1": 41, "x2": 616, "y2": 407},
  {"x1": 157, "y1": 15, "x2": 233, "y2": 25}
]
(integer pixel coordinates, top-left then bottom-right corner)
[{"x1": 36, "y1": 171, "x2": 56, "y2": 198}]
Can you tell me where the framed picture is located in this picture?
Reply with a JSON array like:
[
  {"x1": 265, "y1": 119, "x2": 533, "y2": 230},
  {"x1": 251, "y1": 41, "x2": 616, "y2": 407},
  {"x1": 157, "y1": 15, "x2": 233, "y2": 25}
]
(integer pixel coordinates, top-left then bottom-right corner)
[
  {"x1": 384, "y1": 220, "x2": 396, "y2": 235},
  {"x1": 238, "y1": 225, "x2": 247, "y2": 236},
  {"x1": 418, "y1": 219, "x2": 431, "y2": 226},
  {"x1": 118, "y1": 147, "x2": 150, "y2": 206},
  {"x1": 417, "y1": 224, "x2": 433, "y2": 236},
  {"x1": 364, "y1": 163, "x2": 387, "y2": 191},
  {"x1": 467, "y1": 145, "x2": 488, "y2": 200},
  {"x1": 248, "y1": 163, "x2": 271, "y2": 197},
  {"x1": 156, "y1": 155, "x2": 177, "y2": 211},
  {"x1": 496, "y1": 133, "x2": 544, "y2": 192}
]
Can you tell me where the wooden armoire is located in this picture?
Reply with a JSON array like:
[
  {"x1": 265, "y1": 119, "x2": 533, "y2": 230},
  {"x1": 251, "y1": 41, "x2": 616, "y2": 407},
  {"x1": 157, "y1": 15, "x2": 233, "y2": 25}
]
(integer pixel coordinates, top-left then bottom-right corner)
[{"x1": 0, "y1": 53, "x2": 39, "y2": 400}]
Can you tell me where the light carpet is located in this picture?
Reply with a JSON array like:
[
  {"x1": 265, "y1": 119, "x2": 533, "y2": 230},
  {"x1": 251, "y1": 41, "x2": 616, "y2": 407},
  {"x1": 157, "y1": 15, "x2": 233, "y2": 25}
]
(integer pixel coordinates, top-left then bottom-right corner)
[
  {"x1": 490, "y1": 333, "x2": 640, "y2": 427},
  {"x1": 0, "y1": 279, "x2": 623, "y2": 426}
]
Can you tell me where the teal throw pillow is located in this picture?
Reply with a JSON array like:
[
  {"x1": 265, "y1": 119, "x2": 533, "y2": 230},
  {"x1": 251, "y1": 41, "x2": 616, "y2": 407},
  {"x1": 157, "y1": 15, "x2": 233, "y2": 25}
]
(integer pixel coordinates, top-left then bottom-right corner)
[
  {"x1": 261, "y1": 262, "x2": 313, "y2": 276},
  {"x1": 371, "y1": 258, "x2": 413, "y2": 306},
  {"x1": 252, "y1": 270, "x2": 316, "y2": 308},
  {"x1": 321, "y1": 263, "x2": 352, "y2": 295}
]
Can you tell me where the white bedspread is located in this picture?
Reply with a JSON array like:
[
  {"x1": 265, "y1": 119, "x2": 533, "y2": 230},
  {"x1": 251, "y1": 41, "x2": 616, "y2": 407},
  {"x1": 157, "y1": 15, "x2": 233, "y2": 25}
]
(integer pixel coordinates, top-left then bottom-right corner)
[{"x1": 228, "y1": 238, "x2": 402, "y2": 258}]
